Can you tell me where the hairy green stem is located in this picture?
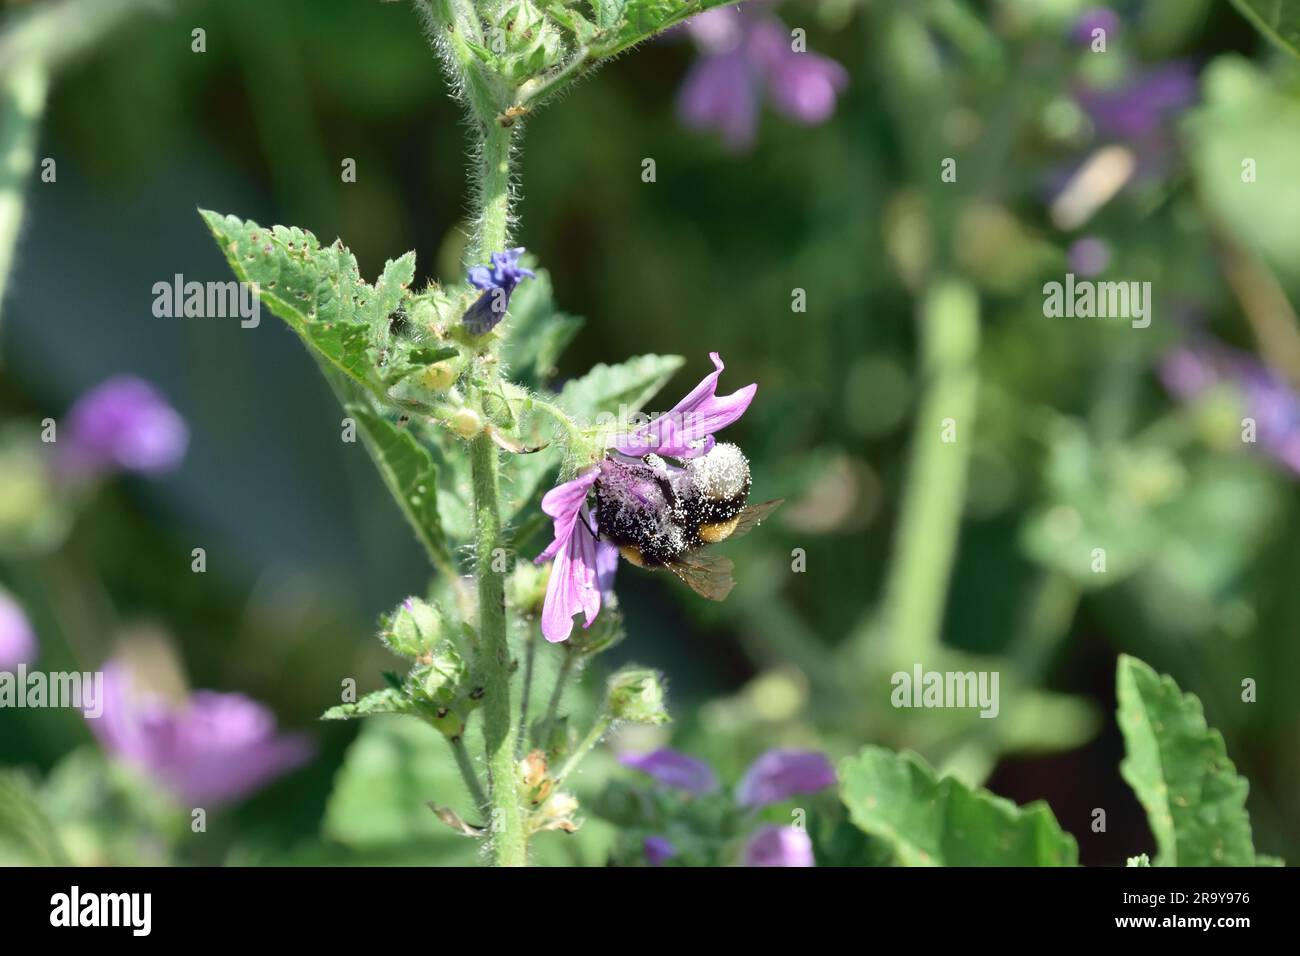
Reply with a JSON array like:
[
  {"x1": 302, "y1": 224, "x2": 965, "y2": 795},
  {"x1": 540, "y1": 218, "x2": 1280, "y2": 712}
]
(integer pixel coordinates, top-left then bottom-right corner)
[
  {"x1": 450, "y1": 734, "x2": 490, "y2": 814},
  {"x1": 470, "y1": 431, "x2": 526, "y2": 865},
  {"x1": 473, "y1": 119, "x2": 513, "y2": 263},
  {"x1": 552, "y1": 714, "x2": 611, "y2": 789},
  {"x1": 516, "y1": 628, "x2": 537, "y2": 758},
  {"x1": 877, "y1": 278, "x2": 980, "y2": 670},
  {"x1": 540, "y1": 649, "x2": 575, "y2": 737}
]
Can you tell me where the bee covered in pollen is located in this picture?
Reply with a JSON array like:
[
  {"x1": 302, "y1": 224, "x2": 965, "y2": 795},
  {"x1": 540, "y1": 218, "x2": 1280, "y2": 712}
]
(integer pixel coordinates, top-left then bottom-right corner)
[{"x1": 534, "y1": 353, "x2": 781, "y2": 642}]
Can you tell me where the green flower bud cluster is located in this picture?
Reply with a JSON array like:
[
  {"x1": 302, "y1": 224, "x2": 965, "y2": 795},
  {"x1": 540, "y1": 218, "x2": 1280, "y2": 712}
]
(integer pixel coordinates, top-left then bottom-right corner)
[
  {"x1": 375, "y1": 598, "x2": 484, "y2": 740},
  {"x1": 606, "y1": 666, "x2": 669, "y2": 725},
  {"x1": 486, "y1": 1, "x2": 565, "y2": 83}
]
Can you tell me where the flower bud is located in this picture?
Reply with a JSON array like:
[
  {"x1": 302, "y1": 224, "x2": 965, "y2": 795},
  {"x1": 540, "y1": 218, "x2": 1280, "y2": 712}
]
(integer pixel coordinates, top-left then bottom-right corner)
[
  {"x1": 532, "y1": 790, "x2": 580, "y2": 833},
  {"x1": 451, "y1": 408, "x2": 482, "y2": 439},
  {"x1": 380, "y1": 597, "x2": 443, "y2": 658},
  {"x1": 421, "y1": 361, "x2": 458, "y2": 392},
  {"x1": 493, "y1": 1, "x2": 564, "y2": 82},
  {"x1": 606, "y1": 667, "x2": 670, "y2": 725}
]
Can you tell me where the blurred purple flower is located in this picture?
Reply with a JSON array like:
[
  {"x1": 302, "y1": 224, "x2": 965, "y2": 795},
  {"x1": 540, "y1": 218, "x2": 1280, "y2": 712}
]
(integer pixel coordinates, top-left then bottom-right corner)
[
  {"x1": 463, "y1": 247, "x2": 535, "y2": 335},
  {"x1": 620, "y1": 747, "x2": 721, "y2": 795},
  {"x1": 735, "y1": 748, "x2": 837, "y2": 808},
  {"x1": 643, "y1": 834, "x2": 678, "y2": 865},
  {"x1": 1072, "y1": 8, "x2": 1119, "y2": 46},
  {"x1": 0, "y1": 589, "x2": 36, "y2": 669},
  {"x1": 744, "y1": 824, "x2": 815, "y2": 867},
  {"x1": 86, "y1": 661, "x2": 313, "y2": 807},
  {"x1": 1068, "y1": 237, "x2": 1111, "y2": 277},
  {"x1": 534, "y1": 353, "x2": 755, "y2": 642},
  {"x1": 1075, "y1": 62, "x2": 1197, "y2": 144},
  {"x1": 625, "y1": 746, "x2": 835, "y2": 866},
  {"x1": 1160, "y1": 341, "x2": 1300, "y2": 474},
  {"x1": 678, "y1": 7, "x2": 847, "y2": 150},
  {"x1": 61, "y1": 376, "x2": 188, "y2": 478}
]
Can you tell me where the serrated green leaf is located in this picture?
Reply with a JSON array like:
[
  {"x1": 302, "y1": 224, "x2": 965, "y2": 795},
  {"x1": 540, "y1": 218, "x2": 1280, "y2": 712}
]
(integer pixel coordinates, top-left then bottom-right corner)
[
  {"x1": 557, "y1": 353, "x2": 685, "y2": 421},
  {"x1": 348, "y1": 406, "x2": 454, "y2": 573},
  {"x1": 840, "y1": 746, "x2": 1078, "y2": 866},
  {"x1": 1116, "y1": 655, "x2": 1257, "y2": 866},
  {"x1": 200, "y1": 210, "x2": 415, "y2": 392},
  {"x1": 1228, "y1": 0, "x2": 1300, "y2": 59},
  {"x1": 587, "y1": 0, "x2": 739, "y2": 58},
  {"x1": 0, "y1": 770, "x2": 70, "y2": 866},
  {"x1": 322, "y1": 688, "x2": 412, "y2": 721}
]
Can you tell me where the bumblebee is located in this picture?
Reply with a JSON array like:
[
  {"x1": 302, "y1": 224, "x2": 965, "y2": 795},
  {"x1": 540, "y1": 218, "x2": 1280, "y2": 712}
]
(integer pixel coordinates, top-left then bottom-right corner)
[{"x1": 594, "y1": 443, "x2": 782, "y2": 601}]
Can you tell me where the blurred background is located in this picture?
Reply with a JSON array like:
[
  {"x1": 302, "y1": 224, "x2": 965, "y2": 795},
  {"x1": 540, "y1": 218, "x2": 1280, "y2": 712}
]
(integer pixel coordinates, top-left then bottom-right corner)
[{"x1": 1, "y1": 0, "x2": 1298, "y2": 866}]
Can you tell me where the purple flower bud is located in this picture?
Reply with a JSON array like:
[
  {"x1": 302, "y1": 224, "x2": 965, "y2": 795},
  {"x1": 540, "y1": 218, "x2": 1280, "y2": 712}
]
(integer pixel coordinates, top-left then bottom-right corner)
[
  {"x1": 1068, "y1": 237, "x2": 1110, "y2": 277},
  {"x1": 643, "y1": 834, "x2": 678, "y2": 865},
  {"x1": 744, "y1": 824, "x2": 815, "y2": 867},
  {"x1": 735, "y1": 748, "x2": 836, "y2": 808},
  {"x1": 462, "y1": 248, "x2": 535, "y2": 335},
  {"x1": 86, "y1": 661, "x2": 313, "y2": 807},
  {"x1": 0, "y1": 590, "x2": 36, "y2": 669},
  {"x1": 618, "y1": 747, "x2": 721, "y2": 795},
  {"x1": 62, "y1": 376, "x2": 188, "y2": 478}
]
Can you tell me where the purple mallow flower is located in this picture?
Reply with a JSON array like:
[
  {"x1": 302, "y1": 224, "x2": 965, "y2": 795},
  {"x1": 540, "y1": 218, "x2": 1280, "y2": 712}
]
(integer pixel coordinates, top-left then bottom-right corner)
[
  {"x1": 462, "y1": 248, "x2": 535, "y2": 335},
  {"x1": 1072, "y1": 8, "x2": 1119, "y2": 46},
  {"x1": 622, "y1": 746, "x2": 834, "y2": 867},
  {"x1": 534, "y1": 352, "x2": 755, "y2": 642},
  {"x1": 643, "y1": 834, "x2": 679, "y2": 866},
  {"x1": 1074, "y1": 61, "x2": 1197, "y2": 144},
  {"x1": 86, "y1": 660, "x2": 313, "y2": 807},
  {"x1": 1160, "y1": 341, "x2": 1300, "y2": 475},
  {"x1": 744, "y1": 824, "x2": 815, "y2": 867},
  {"x1": 735, "y1": 748, "x2": 837, "y2": 808},
  {"x1": 619, "y1": 747, "x2": 722, "y2": 795},
  {"x1": 0, "y1": 589, "x2": 36, "y2": 669},
  {"x1": 60, "y1": 376, "x2": 188, "y2": 478},
  {"x1": 678, "y1": 7, "x2": 847, "y2": 150}
]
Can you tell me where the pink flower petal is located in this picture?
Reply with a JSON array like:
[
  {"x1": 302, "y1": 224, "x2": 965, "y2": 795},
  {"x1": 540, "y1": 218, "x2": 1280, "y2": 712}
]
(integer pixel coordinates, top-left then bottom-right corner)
[{"x1": 614, "y1": 352, "x2": 756, "y2": 458}]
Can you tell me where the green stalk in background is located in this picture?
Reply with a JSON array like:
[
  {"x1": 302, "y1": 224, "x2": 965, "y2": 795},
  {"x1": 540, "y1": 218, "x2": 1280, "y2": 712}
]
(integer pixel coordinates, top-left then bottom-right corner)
[
  {"x1": 0, "y1": 60, "x2": 46, "y2": 348},
  {"x1": 878, "y1": 278, "x2": 980, "y2": 671}
]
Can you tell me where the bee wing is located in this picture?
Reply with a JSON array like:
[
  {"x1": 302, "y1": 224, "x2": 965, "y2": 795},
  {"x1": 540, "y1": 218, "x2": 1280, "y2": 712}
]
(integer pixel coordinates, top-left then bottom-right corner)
[
  {"x1": 665, "y1": 551, "x2": 736, "y2": 602},
  {"x1": 726, "y1": 498, "x2": 785, "y2": 541}
]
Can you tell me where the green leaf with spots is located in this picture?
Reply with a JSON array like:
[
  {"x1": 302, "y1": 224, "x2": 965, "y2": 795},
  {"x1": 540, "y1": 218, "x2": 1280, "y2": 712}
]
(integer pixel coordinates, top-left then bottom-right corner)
[
  {"x1": 322, "y1": 688, "x2": 413, "y2": 721},
  {"x1": 348, "y1": 406, "x2": 454, "y2": 573},
  {"x1": 201, "y1": 209, "x2": 415, "y2": 393},
  {"x1": 1228, "y1": 0, "x2": 1300, "y2": 59},
  {"x1": 1116, "y1": 655, "x2": 1258, "y2": 866},
  {"x1": 840, "y1": 746, "x2": 1078, "y2": 866},
  {"x1": 557, "y1": 353, "x2": 684, "y2": 421}
]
